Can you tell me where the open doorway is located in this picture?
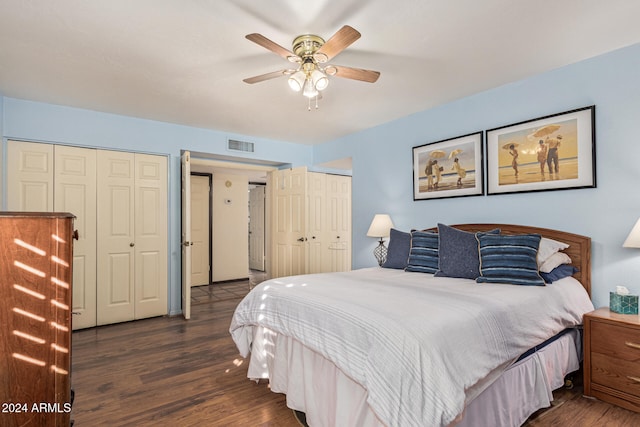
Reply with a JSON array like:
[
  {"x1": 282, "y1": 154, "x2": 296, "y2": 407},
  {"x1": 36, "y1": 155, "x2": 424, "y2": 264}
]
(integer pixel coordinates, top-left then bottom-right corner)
[{"x1": 181, "y1": 151, "x2": 281, "y2": 318}]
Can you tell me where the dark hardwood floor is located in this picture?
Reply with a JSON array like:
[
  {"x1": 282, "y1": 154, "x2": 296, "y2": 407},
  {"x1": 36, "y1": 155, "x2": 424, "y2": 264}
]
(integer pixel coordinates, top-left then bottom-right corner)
[{"x1": 72, "y1": 277, "x2": 640, "y2": 426}]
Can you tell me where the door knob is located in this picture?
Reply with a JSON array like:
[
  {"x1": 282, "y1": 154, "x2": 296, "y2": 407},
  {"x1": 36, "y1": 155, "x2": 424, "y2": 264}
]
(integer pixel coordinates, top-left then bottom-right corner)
[
  {"x1": 130, "y1": 242, "x2": 135, "y2": 247},
  {"x1": 182, "y1": 241, "x2": 191, "y2": 247}
]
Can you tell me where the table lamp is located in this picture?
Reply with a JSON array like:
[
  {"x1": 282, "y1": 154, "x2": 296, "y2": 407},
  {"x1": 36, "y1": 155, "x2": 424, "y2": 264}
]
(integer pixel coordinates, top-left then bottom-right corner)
[
  {"x1": 623, "y1": 218, "x2": 640, "y2": 248},
  {"x1": 367, "y1": 214, "x2": 394, "y2": 266}
]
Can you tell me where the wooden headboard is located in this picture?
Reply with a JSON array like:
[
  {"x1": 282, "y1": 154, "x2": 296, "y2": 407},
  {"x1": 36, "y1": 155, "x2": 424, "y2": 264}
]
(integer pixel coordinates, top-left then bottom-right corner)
[{"x1": 425, "y1": 224, "x2": 591, "y2": 296}]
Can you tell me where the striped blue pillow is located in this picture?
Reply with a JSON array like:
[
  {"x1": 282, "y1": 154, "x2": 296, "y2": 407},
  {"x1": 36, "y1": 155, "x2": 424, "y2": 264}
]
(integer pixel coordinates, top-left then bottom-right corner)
[
  {"x1": 405, "y1": 230, "x2": 439, "y2": 274},
  {"x1": 476, "y1": 233, "x2": 545, "y2": 286}
]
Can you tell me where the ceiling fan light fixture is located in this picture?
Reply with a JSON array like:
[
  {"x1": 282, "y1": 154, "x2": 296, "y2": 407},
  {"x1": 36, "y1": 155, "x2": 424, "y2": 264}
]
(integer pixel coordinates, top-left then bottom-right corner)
[
  {"x1": 311, "y1": 69, "x2": 329, "y2": 91},
  {"x1": 302, "y1": 77, "x2": 319, "y2": 98},
  {"x1": 287, "y1": 70, "x2": 306, "y2": 92}
]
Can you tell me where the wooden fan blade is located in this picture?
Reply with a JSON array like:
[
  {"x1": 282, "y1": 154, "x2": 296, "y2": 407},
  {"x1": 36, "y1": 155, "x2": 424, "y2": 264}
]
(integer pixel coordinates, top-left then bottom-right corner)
[
  {"x1": 315, "y1": 25, "x2": 361, "y2": 62},
  {"x1": 246, "y1": 33, "x2": 297, "y2": 60},
  {"x1": 243, "y1": 70, "x2": 288, "y2": 84},
  {"x1": 331, "y1": 65, "x2": 380, "y2": 83}
]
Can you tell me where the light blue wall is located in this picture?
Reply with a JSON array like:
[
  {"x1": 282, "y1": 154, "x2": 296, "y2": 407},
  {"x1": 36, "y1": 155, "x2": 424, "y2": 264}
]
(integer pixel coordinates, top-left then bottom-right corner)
[
  {"x1": 1, "y1": 98, "x2": 314, "y2": 315},
  {"x1": 315, "y1": 42, "x2": 640, "y2": 309},
  {"x1": 3, "y1": 42, "x2": 639, "y2": 314}
]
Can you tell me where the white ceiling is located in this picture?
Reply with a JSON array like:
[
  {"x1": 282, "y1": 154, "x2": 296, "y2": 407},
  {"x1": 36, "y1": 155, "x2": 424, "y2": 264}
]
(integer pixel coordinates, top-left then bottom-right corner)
[{"x1": 1, "y1": 0, "x2": 640, "y2": 145}]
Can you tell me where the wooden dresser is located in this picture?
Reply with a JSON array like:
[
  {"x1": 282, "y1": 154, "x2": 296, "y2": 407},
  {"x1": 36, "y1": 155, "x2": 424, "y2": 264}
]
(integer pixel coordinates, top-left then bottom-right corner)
[
  {"x1": 584, "y1": 307, "x2": 640, "y2": 412},
  {"x1": 0, "y1": 212, "x2": 75, "y2": 426}
]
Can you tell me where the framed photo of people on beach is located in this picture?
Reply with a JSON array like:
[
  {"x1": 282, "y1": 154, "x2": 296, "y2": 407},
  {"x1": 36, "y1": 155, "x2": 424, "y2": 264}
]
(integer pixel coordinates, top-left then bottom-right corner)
[
  {"x1": 412, "y1": 131, "x2": 484, "y2": 200},
  {"x1": 485, "y1": 106, "x2": 596, "y2": 195}
]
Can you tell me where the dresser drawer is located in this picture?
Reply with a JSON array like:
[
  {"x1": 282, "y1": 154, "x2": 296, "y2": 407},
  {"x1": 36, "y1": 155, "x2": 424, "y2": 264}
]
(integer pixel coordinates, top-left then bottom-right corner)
[{"x1": 591, "y1": 320, "x2": 640, "y2": 361}]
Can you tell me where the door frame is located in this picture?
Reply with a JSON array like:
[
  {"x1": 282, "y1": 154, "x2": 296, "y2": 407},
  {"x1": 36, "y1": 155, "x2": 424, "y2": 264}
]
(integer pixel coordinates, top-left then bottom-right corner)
[{"x1": 180, "y1": 152, "x2": 279, "y2": 317}]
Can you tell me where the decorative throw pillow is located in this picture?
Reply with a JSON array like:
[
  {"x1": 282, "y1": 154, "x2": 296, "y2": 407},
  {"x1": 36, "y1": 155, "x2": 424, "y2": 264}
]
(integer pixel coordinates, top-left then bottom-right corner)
[
  {"x1": 537, "y1": 237, "x2": 570, "y2": 267},
  {"x1": 539, "y1": 251, "x2": 572, "y2": 273},
  {"x1": 405, "y1": 230, "x2": 439, "y2": 274},
  {"x1": 540, "y1": 264, "x2": 579, "y2": 283},
  {"x1": 382, "y1": 228, "x2": 412, "y2": 269},
  {"x1": 476, "y1": 233, "x2": 545, "y2": 286},
  {"x1": 434, "y1": 224, "x2": 500, "y2": 279}
]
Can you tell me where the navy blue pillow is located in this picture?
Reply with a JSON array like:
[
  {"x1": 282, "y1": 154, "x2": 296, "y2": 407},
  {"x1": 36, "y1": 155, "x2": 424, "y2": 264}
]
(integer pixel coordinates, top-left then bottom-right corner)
[
  {"x1": 382, "y1": 228, "x2": 411, "y2": 269},
  {"x1": 476, "y1": 233, "x2": 545, "y2": 286},
  {"x1": 540, "y1": 264, "x2": 579, "y2": 283},
  {"x1": 405, "y1": 230, "x2": 439, "y2": 274},
  {"x1": 435, "y1": 224, "x2": 500, "y2": 279}
]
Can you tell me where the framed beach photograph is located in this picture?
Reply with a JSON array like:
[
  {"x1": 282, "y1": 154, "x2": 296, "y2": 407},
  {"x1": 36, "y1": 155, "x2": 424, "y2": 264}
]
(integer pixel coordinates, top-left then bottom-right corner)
[
  {"x1": 485, "y1": 106, "x2": 596, "y2": 195},
  {"x1": 412, "y1": 131, "x2": 484, "y2": 200}
]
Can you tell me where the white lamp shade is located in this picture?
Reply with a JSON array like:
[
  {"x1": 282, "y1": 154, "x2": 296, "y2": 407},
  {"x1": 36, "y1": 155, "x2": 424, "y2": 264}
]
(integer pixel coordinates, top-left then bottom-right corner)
[
  {"x1": 288, "y1": 71, "x2": 305, "y2": 92},
  {"x1": 624, "y1": 218, "x2": 640, "y2": 248},
  {"x1": 311, "y1": 69, "x2": 329, "y2": 91},
  {"x1": 367, "y1": 214, "x2": 394, "y2": 238}
]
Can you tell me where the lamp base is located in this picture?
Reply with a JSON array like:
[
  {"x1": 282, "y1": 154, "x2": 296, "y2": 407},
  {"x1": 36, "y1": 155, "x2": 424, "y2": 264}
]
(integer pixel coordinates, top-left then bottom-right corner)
[{"x1": 373, "y1": 239, "x2": 388, "y2": 267}]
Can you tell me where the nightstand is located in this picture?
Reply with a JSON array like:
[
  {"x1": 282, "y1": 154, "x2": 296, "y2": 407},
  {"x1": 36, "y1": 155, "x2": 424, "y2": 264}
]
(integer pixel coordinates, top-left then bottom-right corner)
[{"x1": 584, "y1": 307, "x2": 640, "y2": 412}]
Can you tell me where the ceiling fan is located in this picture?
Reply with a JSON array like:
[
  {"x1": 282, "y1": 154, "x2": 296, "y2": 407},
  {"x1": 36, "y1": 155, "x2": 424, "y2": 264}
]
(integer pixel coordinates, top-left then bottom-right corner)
[{"x1": 243, "y1": 25, "x2": 380, "y2": 109}]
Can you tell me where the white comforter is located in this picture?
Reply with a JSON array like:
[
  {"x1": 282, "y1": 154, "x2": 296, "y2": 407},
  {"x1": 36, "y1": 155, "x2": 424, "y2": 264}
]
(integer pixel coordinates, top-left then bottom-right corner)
[{"x1": 229, "y1": 267, "x2": 594, "y2": 427}]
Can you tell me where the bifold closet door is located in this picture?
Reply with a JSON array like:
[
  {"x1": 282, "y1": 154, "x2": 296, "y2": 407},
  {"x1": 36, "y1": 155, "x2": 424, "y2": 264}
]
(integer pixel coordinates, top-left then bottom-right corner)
[
  {"x1": 54, "y1": 145, "x2": 98, "y2": 330},
  {"x1": 97, "y1": 150, "x2": 136, "y2": 324},
  {"x1": 8, "y1": 141, "x2": 99, "y2": 329},
  {"x1": 96, "y1": 150, "x2": 168, "y2": 325},
  {"x1": 133, "y1": 153, "x2": 168, "y2": 320},
  {"x1": 326, "y1": 175, "x2": 352, "y2": 272}
]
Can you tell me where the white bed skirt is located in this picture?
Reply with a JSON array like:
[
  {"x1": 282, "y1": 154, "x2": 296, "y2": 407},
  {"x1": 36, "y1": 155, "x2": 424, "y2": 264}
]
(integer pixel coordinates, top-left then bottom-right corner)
[{"x1": 247, "y1": 326, "x2": 581, "y2": 427}]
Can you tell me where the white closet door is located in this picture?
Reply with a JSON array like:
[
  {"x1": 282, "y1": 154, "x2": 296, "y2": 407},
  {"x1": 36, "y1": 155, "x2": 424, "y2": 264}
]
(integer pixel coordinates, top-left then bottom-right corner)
[
  {"x1": 7, "y1": 140, "x2": 53, "y2": 211},
  {"x1": 271, "y1": 167, "x2": 307, "y2": 278},
  {"x1": 307, "y1": 172, "x2": 326, "y2": 273},
  {"x1": 54, "y1": 145, "x2": 97, "y2": 330},
  {"x1": 326, "y1": 175, "x2": 352, "y2": 272},
  {"x1": 96, "y1": 150, "x2": 136, "y2": 325},
  {"x1": 134, "y1": 153, "x2": 168, "y2": 319}
]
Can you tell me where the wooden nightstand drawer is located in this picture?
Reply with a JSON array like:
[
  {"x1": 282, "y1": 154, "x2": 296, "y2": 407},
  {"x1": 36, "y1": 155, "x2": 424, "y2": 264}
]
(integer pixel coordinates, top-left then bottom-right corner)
[
  {"x1": 591, "y1": 352, "x2": 640, "y2": 398},
  {"x1": 591, "y1": 320, "x2": 640, "y2": 361},
  {"x1": 584, "y1": 307, "x2": 640, "y2": 413}
]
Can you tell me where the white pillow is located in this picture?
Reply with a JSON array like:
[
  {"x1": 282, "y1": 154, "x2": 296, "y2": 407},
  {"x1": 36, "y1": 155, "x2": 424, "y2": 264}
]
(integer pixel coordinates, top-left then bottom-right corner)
[
  {"x1": 537, "y1": 237, "x2": 570, "y2": 266},
  {"x1": 539, "y1": 252, "x2": 572, "y2": 273}
]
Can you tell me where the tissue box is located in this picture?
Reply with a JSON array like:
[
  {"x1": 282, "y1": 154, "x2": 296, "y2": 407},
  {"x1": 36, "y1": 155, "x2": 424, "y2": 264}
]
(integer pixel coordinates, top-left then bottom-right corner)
[{"x1": 610, "y1": 292, "x2": 639, "y2": 315}]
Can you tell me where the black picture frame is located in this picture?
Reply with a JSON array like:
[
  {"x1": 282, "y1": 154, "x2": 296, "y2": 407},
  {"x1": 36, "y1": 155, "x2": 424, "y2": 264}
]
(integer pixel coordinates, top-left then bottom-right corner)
[
  {"x1": 485, "y1": 106, "x2": 596, "y2": 195},
  {"x1": 412, "y1": 131, "x2": 484, "y2": 200}
]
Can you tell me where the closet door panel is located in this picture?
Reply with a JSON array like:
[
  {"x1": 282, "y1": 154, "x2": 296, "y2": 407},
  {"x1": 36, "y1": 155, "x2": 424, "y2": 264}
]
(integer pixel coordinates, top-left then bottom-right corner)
[
  {"x1": 134, "y1": 154, "x2": 168, "y2": 319},
  {"x1": 307, "y1": 172, "x2": 326, "y2": 273},
  {"x1": 7, "y1": 140, "x2": 54, "y2": 211},
  {"x1": 55, "y1": 145, "x2": 97, "y2": 330},
  {"x1": 97, "y1": 150, "x2": 135, "y2": 325},
  {"x1": 326, "y1": 175, "x2": 352, "y2": 272}
]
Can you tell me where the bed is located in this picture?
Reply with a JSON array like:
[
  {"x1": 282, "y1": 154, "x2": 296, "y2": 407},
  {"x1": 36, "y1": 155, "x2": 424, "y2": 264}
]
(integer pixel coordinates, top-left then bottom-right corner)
[{"x1": 230, "y1": 224, "x2": 595, "y2": 426}]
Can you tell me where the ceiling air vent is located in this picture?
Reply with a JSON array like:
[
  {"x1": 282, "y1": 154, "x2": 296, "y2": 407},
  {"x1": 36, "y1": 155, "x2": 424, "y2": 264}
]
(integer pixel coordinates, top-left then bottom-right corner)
[{"x1": 228, "y1": 139, "x2": 255, "y2": 153}]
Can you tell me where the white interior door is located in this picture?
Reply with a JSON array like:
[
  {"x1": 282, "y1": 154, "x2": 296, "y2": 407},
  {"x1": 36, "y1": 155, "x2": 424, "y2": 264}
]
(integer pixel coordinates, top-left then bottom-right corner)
[
  {"x1": 249, "y1": 185, "x2": 265, "y2": 271},
  {"x1": 181, "y1": 151, "x2": 192, "y2": 320},
  {"x1": 190, "y1": 174, "x2": 210, "y2": 286},
  {"x1": 271, "y1": 167, "x2": 307, "y2": 278},
  {"x1": 96, "y1": 150, "x2": 135, "y2": 325},
  {"x1": 307, "y1": 172, "x2": 326, "y2": 273},
  {"x1": 134, "y1": 153, "x2": 168, "y2": 319},
  {"x1": 55, "y1": 145, "x2": 98, "y2": 329},
  {"x1": 326, "y1": 175, "x2": 352, "y2": 272}
]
